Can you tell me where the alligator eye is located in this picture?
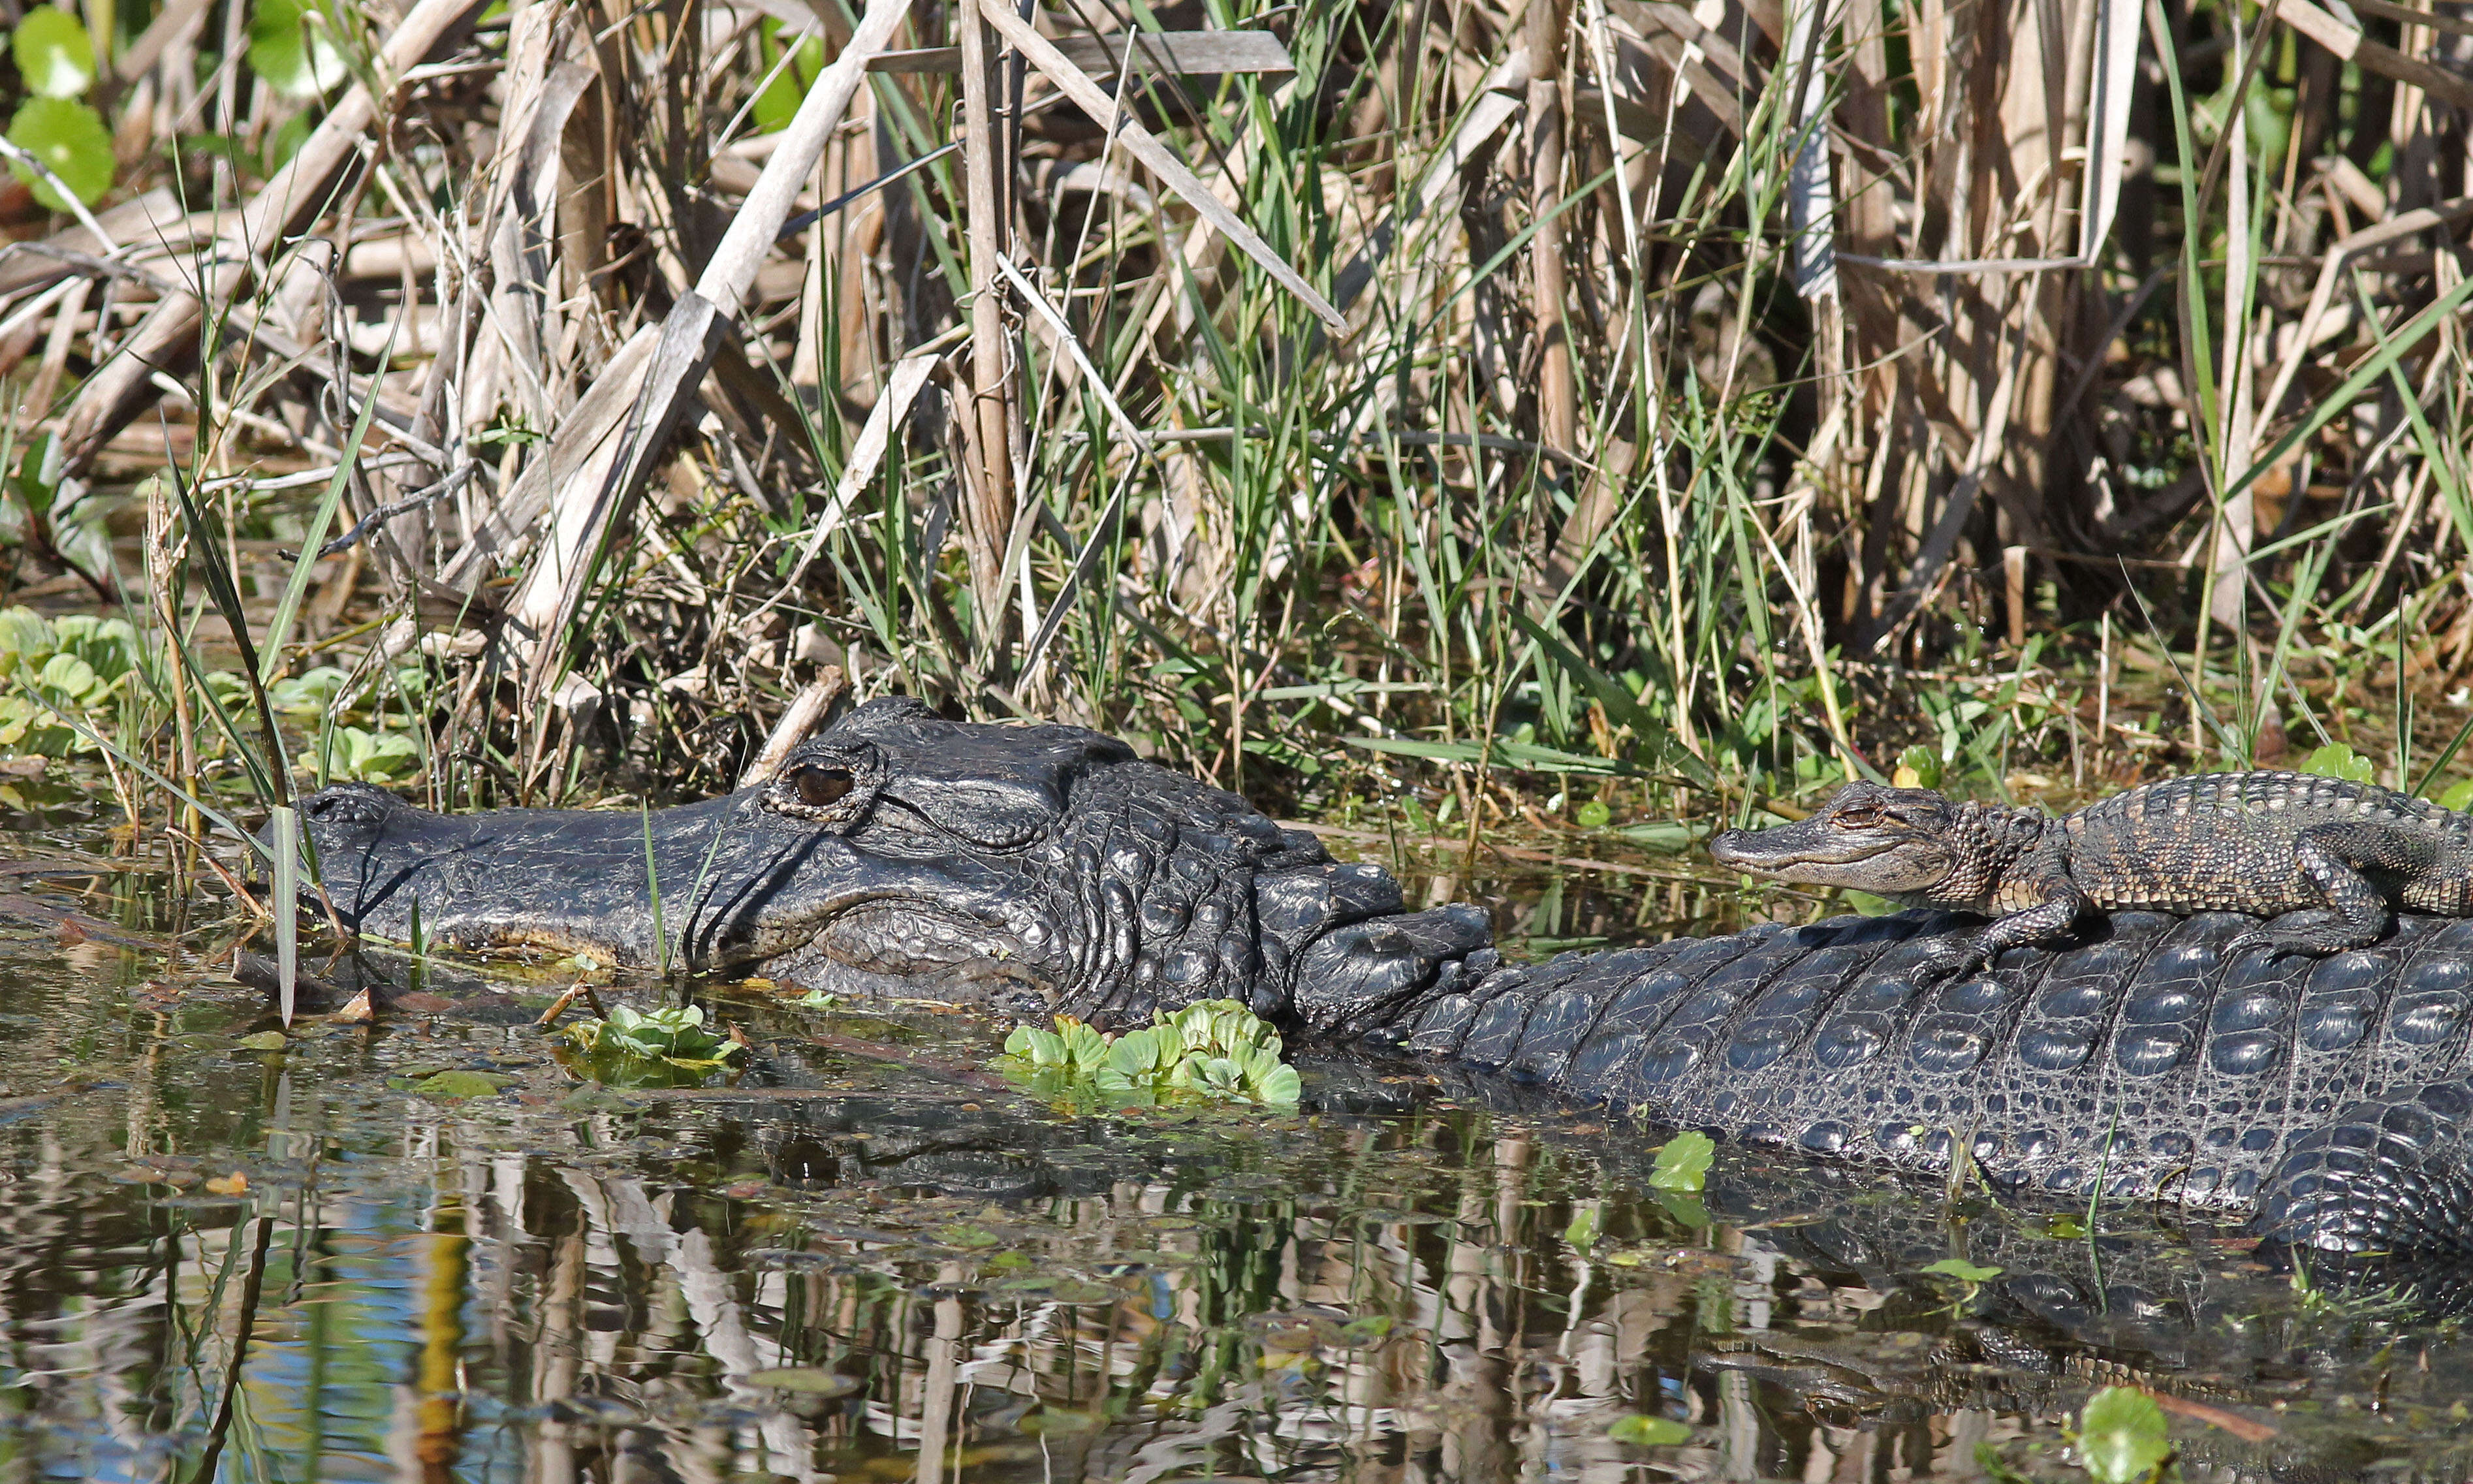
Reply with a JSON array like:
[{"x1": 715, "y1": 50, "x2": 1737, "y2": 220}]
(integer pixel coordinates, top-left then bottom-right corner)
[
  {"x1": 1833, "y1": 808, "x2": 1881, "y2": 828},
  {"x1": 793, "y1": 765, "x2": 854, "y2": 809}
]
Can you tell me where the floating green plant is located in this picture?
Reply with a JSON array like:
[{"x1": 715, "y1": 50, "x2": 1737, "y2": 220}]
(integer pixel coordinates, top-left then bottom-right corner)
[
  {"x1": 997, "y1": 1000, "x2": 1300, "y2": 1108},
  {"x1": 559, "y1": 1003, "x2": 746, "y2": 1086}
]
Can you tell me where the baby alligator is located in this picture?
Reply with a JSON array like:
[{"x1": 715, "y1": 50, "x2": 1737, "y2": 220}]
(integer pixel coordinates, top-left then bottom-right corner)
[{"x1": 1709, "y1": 772, "x2": 2473, "y2": 983}]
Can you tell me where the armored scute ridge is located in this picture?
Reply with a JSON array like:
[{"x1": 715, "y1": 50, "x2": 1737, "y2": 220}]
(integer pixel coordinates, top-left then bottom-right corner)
[
  {"x1": 1353, "y1": 908, "x2": 2473, "y2": 1257},
  {"x1": 291, "y1": 699, "x2": 2473, "y2": 1260}
]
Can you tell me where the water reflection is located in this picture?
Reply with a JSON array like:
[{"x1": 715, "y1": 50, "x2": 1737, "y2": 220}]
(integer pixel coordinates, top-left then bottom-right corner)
[{"x1": 0, "y1": 876, "x2": 2461, "y2": 1483}]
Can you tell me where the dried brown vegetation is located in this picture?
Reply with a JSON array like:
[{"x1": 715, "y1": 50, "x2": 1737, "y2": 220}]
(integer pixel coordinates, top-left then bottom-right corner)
[{"x1": 0, "y1": 0, "x2": 2466, "y2": 828}]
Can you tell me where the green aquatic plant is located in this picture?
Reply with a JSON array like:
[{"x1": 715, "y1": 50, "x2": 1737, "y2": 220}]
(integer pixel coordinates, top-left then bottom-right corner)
[
  {"x1": 0, "y1": 609, "x2": 147, "y2": 757},
  {"x1": 0, "y1": 606, "x2": 420, "y2": 783},
  {"x1": 1607, "y1": 1415, "x2": 1691, "y2": 1447},
  {"x1": 2071, "y1": 1387, "x2": 2174, "y2": 1484},
  {"x1": 2300, "y1": 742, "x2": 2376, "y2": 784},
  {"x1": 563, "y1": 1003, "x2": 745, "y2": 1069},
  {"x1": 304, "y1": 726, "x2": 419, "y2": 785},
  {"x1": 5, "y1": 10, "x2": 112, "y2": 210},
  {"x1": 1646, "y1": 1131, "x2": 1715, "y2": 1192},
  {"x1": 1919, "y1": 1256, "x2": 2006, "y2": 1314},
  {"x1": 996, "y1": 1000, "x2": 1301, "y2": 1108}
]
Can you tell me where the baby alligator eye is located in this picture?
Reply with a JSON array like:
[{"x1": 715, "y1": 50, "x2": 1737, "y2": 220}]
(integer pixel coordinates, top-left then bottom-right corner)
[
  {"x1": 1832, "y1": 808, "x2": 1881, "y2": 828},
  {"x1": 794, "y1": 765, "x2": 854, "y2": 809}
]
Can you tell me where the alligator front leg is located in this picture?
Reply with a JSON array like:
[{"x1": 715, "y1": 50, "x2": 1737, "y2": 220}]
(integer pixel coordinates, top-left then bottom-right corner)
[
  {"x1": 1914, "y1": 871, "x2": 2091, "y2": 984},
  {"x1": 2224, "y1": 821, "x2": 2434, "y2": 958}
]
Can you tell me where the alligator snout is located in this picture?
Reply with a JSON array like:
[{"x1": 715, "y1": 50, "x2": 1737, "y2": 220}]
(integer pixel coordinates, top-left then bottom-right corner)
[{"x1": 1707, "y1": 828, "x2": 1756, "y2": 868}]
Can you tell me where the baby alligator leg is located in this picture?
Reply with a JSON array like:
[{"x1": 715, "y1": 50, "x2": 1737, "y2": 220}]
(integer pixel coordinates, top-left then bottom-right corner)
[
  {"x1": 1915, "y1": 862, "x2": 2090, "y2": 985},
  {"x1": 2226, "y1": 821, "x2": 2435, "y2": 958}
]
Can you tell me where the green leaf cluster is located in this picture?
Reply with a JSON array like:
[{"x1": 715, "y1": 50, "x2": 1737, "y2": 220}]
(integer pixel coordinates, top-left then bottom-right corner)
[
  {"x1": 997, "y1": 1000, "x2": 1302, "y2": 1107},
  {"x1": 6, "y1": 10, "x2": 112, "y2": 210},
  {"x1": 306, "y1": 725, "x2": 420, "y2": 784},
  {"x1": 564, "y1": 1003, "x2": 745, "y2": 1069},
  {"x1": 1646, "y1": 1131, "x2": 1715, "y2": 1191},
  {"x1": 2301, "y1": 742, "x2": 2376, "y2": 783},
  {"x1": 2071, "y1": 1387, "x2": 2174, "y2": 1484},
  {"x1": 0, "y1": 606, "x2": 423, "y2": 782},
  {"x1": 1607, "y1": 1415, "x2": 1692, "y2": 1446},
  {"x1": 248, "y1": 0, "x2": 349, "y2": 97},
  {"x1": 0, "y1": 608, "x2": 148, "y2": 757}
]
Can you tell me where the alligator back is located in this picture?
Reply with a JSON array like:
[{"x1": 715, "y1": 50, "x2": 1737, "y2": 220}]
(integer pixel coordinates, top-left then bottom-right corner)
[
  {"x1": 1365, "y1": 909, "x2": 2473, "y2": 1235},
  {"x1": 2056, "y1": 771, "x2": 2473, "y2": 915}
]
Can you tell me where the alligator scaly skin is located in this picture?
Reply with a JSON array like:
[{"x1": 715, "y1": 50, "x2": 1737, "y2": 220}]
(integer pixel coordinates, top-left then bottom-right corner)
[
  {"x1": 2053, "y1": 773, "x2": 2473, "y2": 917},
  {"x1": 1356, "y1": 908, "x2": 2473, "y2": 1255},
  {"x1": 282, "y1": 709, "x2": 2473, "y2": 1259},
  {"x1": 1709, "y1": 772, "x2": 2473, "y2": 984}
]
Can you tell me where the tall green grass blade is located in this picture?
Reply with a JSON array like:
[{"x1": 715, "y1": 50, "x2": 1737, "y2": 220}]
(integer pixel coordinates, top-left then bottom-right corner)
[
  {"x1": 259, "y1": 343, "x2": 388, "y2": 686},
  {"x1": 2229, "y1": 276, "x2": 2473, "y2": 507},
  {"x1": 272, "y1": 805, "x2": 298, "y2": 1026},
  {"x1": 643, "y1": 801, "x2": 669, "y2": 977},
  {"x1": 165, "y1": 471, "x2": 293, "y2": 808}
]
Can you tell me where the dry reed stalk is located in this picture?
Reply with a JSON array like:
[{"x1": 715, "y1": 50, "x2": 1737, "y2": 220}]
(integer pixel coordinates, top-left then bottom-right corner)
[
  {"x1": 57, "y1": 0, "x2": 497, "y2": 479},
  {"x1": 0, "y1": 0, "x2": 2459, "y2": 819}
]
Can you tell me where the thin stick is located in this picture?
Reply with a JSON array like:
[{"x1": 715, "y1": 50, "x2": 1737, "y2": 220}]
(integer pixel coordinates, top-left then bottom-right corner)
[
  {"x1": 2098, "y1": 609, "x2": 2113, "y2": 753},
  {"x1": 958, "y1": 1, "x2": 1018, "y2": 647}
]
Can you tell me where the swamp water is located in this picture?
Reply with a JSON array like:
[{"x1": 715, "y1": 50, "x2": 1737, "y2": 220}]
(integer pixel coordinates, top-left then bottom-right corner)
[{"x1": 0, "y1": 827, "x2": 2469, "y2": 1482}]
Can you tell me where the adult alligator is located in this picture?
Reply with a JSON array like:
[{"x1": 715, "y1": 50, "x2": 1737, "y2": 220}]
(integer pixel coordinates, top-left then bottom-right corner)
[{"x1": 296, "y1": 698, "x2": 2473, "y2": 1258}]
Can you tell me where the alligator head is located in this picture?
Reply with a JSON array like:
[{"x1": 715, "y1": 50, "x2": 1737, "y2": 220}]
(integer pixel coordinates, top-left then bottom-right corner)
[
  {"x1": 295, "y1": 696, "x2": 1489, "y2": 1029},
  {"x1": 1708, "y1": 781, "x2": 1968, "y2": 897}
]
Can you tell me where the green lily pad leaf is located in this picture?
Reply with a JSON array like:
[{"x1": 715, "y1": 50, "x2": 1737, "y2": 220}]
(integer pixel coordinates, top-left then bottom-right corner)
[
  {"x1": 413, "y1": 1069, "x2": 512, "y2": 1099},
  {"x1": 1646, "y1": 1130, "x2": 1715, "y2": 1192},
  {"x1": 744, "y1": 1367, "x2": 860, "y2": 1397},
  {"x1": 234, "y1": 1031, "x2": 289, "y2": 1052},
  {"x1": 2076, "y1": 1386, "x2": 2171, "y2": 1484},
  {"x1": 249, "y1": 0, "x2": 350, "y2": 98},
  {"x1": 6, "y1": 97, "x2": 113, "y2": 209},
  {"x1": 2301, "y1": 742, "x2": 2374, "y2": 783},
  {"x1": 1575, "y1": 798, "x2": 1612, "y2": 828},
  {"x1": 12, "y1": 9, "x2": 96, "y2": 99},
  {"x1": 2438, "y1": 778, "x2": 2473, "y2": 812},
  {"x1": 1609, "y1": 1415, "x2": 1692, "y2": 1445}
]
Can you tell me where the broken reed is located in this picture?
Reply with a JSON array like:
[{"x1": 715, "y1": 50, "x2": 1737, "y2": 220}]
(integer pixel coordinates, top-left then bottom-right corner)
[{"x1": 0, "y1": 0, "x2": 2467, "y2": 839}]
